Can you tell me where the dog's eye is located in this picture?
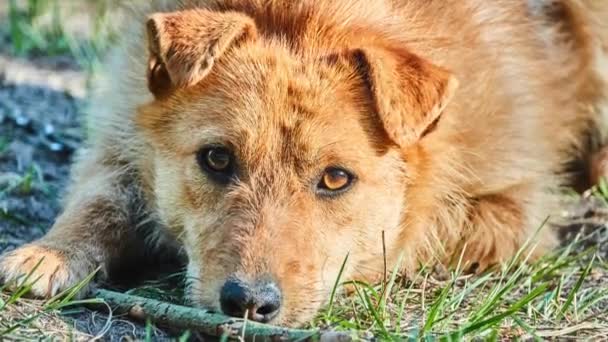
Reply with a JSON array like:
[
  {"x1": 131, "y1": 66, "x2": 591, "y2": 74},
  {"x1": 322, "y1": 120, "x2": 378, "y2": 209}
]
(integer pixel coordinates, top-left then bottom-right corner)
[
  {"x1": 197, "y1": 147, "x2": 236, "y2": 183},
  {"x1": 205, "y1": 148, "x2": 231, "y2": 171},
  {"x1": 317, "y1": 167, "x2": 355, "y2": 195}
]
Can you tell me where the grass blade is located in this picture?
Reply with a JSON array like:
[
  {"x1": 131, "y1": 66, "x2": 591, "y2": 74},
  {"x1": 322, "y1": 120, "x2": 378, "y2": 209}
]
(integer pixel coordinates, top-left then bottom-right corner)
[
  {"x1": 325, "y1": 253, "x2": 349, "y2": 319},
  {"x1": 559, "y1": 255, "x2": 595, "y2": 319}
]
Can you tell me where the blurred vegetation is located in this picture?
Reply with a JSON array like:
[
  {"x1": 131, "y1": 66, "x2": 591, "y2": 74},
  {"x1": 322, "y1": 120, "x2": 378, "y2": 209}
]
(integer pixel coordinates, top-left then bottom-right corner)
[{"x1": 5, "y1": 0, "x2": 117, "y2": 71}]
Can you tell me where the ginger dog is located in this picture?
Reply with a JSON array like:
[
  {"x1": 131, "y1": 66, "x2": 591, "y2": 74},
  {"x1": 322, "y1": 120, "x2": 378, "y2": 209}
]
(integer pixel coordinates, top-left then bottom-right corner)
[{"x1": 1, "y1": 0, "x2": 607, "y2": 326}]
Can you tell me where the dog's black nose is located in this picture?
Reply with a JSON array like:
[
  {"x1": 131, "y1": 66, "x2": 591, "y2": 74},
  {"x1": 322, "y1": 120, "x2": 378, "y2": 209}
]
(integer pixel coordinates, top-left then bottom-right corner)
[{"x1": 220, "y1": 277, "x2": 281, "y2": 322}]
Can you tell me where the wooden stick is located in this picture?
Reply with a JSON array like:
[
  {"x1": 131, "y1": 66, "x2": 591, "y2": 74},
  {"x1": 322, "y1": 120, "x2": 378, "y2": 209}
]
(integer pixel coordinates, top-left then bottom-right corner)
[{"x1": 92, "y1": 289, "x2": 353, "y2": 341}]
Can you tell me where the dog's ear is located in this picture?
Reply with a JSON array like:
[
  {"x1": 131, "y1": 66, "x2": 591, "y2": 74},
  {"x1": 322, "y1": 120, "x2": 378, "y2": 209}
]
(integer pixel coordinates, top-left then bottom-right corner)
[
  {"x1": 146, "y1": 9, "x2": 258, "y2": 98},
  {"x1": 350, "y1": 47, "x2": 458, "y2": 147}
]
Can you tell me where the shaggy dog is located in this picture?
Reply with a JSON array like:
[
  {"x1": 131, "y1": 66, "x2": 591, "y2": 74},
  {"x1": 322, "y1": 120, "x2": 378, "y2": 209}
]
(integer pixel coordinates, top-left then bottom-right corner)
[{"x1": 1, "y1": 0, "x2": 607, "y2": 326}]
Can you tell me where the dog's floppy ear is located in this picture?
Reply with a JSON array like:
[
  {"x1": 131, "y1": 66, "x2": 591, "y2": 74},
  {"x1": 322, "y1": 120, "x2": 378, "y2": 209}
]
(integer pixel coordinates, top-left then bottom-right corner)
[
  {"x1": 146, "y1": 9, "x2": 258, "y2": 98},
  {"x1": 350, "y1": 47, "x2": 458, "y2": 147}
]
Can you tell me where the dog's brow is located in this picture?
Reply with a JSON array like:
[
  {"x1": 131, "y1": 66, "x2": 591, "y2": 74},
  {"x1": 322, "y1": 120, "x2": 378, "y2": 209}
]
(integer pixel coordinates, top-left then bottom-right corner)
[
  {"x1": 183, "y1": 127, "x2": 233, "y2": 154},
  {"x1": 310, "y1": 139, "x2": 349, "y2": 165}
]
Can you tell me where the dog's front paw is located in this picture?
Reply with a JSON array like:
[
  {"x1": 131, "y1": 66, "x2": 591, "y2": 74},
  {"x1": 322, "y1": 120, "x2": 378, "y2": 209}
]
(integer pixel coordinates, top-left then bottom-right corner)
[{"x1": 0, "y1": 244, "x2": 93, "y2": 298}]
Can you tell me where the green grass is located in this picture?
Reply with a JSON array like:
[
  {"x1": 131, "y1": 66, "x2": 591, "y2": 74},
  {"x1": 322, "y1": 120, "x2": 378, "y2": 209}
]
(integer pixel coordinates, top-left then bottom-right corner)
[
  {"x1": 0, "y1": 165, "x2": 50, "y2": 229},
  {"x1": 8, "y1": 0, "x2": 69, "y2": 56},
  {"x1": 0, "y1": 260, "x2": 103, "y2": 340},
  {"x1": 0, "y1": 165, "x2": 46, "y2": 197},
  {"x1": 311, "y1": 235, "x2": 606, "y2": 339},
  {"x1": 5, "y1": 0, "x2": 117, "y2": 72}
]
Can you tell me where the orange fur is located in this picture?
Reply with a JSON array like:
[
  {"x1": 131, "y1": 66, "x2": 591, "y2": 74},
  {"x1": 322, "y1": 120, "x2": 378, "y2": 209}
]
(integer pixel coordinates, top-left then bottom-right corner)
[{"x1": 1, "y1": 0, "x2": 608, "y2": 326}]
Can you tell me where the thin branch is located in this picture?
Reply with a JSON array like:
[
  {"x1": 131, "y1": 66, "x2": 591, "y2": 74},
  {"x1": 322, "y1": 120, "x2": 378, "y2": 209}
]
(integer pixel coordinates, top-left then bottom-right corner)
[{"x1": 92, "y1": 289, "x2": 354, "y2": 341}]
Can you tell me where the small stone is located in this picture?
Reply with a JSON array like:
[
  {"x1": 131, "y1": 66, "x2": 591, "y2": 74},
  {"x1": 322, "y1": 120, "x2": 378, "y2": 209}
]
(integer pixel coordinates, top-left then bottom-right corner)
[
  {"x1": 432, "y1": 264, "x2": 451, "y2": 281},
  {"x1": 43, "y1": 123, "x2": 55, "y2": 136},
  {"x1": 15, "y1": 115, "x2": 31, "y2": 127},
  {"x1": 48, "y1": 142, "x2": 64, "y2": 152},
  {"x1": 128, "y1": 304, "x2": 146, "y2": 321}
]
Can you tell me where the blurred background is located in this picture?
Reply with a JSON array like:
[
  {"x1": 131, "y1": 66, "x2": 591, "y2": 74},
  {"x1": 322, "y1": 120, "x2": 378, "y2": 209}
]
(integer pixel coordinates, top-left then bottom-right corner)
[
  {"x1": 0, "y1": 0, "x2": 120, "y2": 261},
  {"x1": 0, "y1": 2, "x2": 175, "y2": 339}
]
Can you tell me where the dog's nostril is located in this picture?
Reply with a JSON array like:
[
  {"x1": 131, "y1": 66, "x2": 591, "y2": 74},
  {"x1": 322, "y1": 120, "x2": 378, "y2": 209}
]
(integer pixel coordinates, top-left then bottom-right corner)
[
  {"x1": 252, "y1": 283, "x2": 281, "y2": 321},
  {"x1": 248, "y1": 282, "x2": 282, "y2": 322},
  {"x1": 256, "y1": 302, "x2": 278, "y2": 315},
  {"x1": 220, "y1": 279, "x2": 252, "y2": 317},
  {"x1": 219, "y1": 277, "x2": 282, "y2": 323}
]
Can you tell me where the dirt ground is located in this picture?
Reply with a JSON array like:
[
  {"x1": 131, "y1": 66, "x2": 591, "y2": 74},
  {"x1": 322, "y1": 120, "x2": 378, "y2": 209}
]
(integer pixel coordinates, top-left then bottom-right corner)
[{"x1": 0, "y1": 50, "x2": 181, "y2": 340}]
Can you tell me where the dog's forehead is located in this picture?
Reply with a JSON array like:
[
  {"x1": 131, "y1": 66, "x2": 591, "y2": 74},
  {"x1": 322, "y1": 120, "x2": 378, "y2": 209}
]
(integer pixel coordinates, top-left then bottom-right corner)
[
  {"x1": 209, "y1": 48, "x2": 375, "y2": 159},
  {"x1": 216, "y1": 48, "x2": 353, "y2": 117}
]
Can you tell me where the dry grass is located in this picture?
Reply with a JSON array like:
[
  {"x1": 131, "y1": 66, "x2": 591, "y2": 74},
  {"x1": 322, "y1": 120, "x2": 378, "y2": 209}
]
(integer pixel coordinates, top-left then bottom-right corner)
[{"x1": 0, "y1": 293, "x2": 92, "y2": 341}]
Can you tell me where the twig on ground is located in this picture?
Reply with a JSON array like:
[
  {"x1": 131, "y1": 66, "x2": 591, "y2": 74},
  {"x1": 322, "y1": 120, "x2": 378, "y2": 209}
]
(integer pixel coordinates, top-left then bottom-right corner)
[
  {"x1": 535, "y1": 322, "x2": 607, "y2": 338},
  {"x1": 92, "y1": 289, "x2": 354, "y2": 341}
]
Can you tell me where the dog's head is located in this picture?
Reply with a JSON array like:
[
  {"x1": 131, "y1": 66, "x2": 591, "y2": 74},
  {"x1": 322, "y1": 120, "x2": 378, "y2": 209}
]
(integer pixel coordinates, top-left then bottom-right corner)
[{"x1": 136, "y1": 8, "x2": 457, "y2": 326}]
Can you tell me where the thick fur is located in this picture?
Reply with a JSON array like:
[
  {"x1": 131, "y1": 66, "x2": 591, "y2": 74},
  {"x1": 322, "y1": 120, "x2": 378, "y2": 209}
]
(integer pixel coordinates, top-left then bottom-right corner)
[{"x1": 1, "y1": 0, "x2": 607, "y2": 326}]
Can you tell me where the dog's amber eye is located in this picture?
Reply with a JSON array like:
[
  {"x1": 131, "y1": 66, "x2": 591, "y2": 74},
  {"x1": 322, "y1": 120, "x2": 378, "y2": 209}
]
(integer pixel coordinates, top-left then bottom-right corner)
[
  {"x1": 317, "y1": 167, "x2": 354, "y2": 195},
  {"x1": 197, "y1": 147, "x2": 236, "y2": 183},
  {"x1": 323, "y1": 170, "x2": 350, "y2": 190},
  {"x1": 205, "y1": 149, "x2": 231, "y2": 171}
]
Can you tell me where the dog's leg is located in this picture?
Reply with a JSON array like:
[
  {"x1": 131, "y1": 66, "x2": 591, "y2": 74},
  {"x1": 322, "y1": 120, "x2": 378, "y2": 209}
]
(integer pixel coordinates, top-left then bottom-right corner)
[
  {"x1": 590, "y1": 146, "x2": 608, "y2": 185},
  {"x1": 560, "y1": 0, "x2": 608, "y2": 186},
  {"x1": 455, "y1": 186, "x2": 558, "y2": 272},
  {"x1": 587, "y1": 27, "x2": 608, "y2": 185},
  {"x1": 0, "y1": 150, "x2": 148, "y2": 298}
]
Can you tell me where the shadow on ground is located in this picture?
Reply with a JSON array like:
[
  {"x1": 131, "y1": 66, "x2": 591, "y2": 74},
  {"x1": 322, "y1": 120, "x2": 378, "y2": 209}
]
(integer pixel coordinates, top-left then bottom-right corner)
[{"x1": 0, "y1": 56, "x2": 186, "y2": 341}]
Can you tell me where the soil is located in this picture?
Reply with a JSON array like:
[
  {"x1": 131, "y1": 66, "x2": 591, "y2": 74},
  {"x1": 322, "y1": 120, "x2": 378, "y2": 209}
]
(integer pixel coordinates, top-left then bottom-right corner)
[{"x1": 0, "y1": 53, "x2": 178, "y2": 341}]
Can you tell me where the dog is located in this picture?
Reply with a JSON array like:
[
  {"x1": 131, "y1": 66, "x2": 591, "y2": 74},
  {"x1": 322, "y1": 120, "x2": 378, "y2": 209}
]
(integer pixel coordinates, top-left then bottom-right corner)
[{"x1": 1, "y1": 0, "x2": 607, "y2": 326}]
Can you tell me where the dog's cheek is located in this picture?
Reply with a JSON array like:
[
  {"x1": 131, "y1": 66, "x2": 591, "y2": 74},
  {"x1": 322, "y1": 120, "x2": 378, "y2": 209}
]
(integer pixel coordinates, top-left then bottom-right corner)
[
  {"x1": 153, "y1": 157, "x2": 189, "y2": 237},
  {"x1": 347, "y1": 166, "x2": 408, "y2": 275},
  {"x1": 281, "y1": 249, "x2": 329, "y2": 323},
  {"x1": 185, "y1": 257, "x2": 225, "y2": 310},
  {"x1": 182, "y1": 216, "x2": 240, "y2": 308},
  {"x1": 152, "y1": 155, "x2": 239, "y2": 309}
]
